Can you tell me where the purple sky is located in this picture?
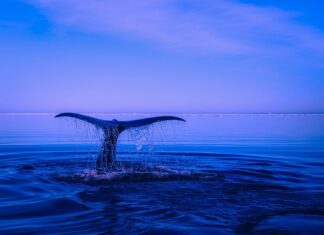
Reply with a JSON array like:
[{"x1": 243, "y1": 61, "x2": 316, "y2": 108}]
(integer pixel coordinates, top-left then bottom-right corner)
[{"x1": 0, "y1": 0, "x2": 323, "y2": 113}]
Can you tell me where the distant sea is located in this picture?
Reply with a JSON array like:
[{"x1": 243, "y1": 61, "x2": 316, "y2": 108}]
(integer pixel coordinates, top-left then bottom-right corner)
[{"x1": 0, "y1": 113, "x2": 323, "y2": 234}]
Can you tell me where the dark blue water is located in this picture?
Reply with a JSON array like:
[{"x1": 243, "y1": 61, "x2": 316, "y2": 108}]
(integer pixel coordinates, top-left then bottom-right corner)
[{"x1": 0, "y1": 114, "x2": 323, "y2": 234}]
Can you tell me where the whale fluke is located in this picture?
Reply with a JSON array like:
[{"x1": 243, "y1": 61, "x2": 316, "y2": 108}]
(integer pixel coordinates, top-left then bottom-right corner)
[
  {"x1": 55, "y1": 113, "x2": 185, "y2": 169},
  {"x1": 117, "y1": 116, "x2": 185, "y2": 131},
  {"x1": 55, "y1": 112, "x2": 118, "y2": 128}
]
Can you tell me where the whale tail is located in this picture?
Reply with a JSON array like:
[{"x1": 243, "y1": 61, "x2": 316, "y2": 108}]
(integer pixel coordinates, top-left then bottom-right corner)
[
  {"x1": 55, "y1": 112, "x2": 185, "y2": 169},
  {"x1": 55, "y1": 112, "x2": 185, "y2": 132}
]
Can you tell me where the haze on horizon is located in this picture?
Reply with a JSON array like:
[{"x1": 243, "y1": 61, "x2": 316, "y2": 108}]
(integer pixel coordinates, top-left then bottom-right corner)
[{"x1": 0, "y1": 0, "x2": 323, "y2": 113}]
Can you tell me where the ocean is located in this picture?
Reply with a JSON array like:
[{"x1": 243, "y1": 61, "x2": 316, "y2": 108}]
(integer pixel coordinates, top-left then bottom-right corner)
[{"x1": 0, "y1": 113, "x2": 323, "y2": 234}]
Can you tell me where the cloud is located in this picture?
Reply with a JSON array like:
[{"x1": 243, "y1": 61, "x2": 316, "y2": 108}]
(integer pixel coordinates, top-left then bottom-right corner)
[{"x1": 29, "y1": 0, "x2": 324, "y2": 55}]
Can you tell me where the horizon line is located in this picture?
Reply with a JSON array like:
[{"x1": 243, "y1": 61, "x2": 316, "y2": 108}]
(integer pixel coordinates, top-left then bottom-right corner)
[{"x1": 0, "y1": 112, "x2": 323, "y2": 116}]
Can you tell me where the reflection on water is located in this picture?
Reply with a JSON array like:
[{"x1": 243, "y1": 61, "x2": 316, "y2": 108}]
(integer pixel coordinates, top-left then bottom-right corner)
[{"x1": 0, "y1": 114, "x2": 323, "y2": 234}]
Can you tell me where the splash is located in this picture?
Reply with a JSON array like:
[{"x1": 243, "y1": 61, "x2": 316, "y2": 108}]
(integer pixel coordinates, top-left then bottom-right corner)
[{"x1": 54, "y1": 162, "x2": 219, "y2": 185}]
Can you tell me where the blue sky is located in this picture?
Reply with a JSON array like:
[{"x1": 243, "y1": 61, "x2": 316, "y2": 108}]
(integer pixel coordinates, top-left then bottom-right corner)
[{"x1": 0, "y1": 0, "x2": 323, "y2": 113}]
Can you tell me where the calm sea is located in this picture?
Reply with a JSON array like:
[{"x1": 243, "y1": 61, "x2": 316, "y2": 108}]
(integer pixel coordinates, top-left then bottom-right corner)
[{"x1": 0, "y1": 113, "x2": 323, "y2": 234}]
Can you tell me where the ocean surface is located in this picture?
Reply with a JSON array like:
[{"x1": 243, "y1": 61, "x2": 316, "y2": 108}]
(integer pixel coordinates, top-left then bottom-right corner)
[{"x1": 0, "y1": 113, "x2": 323, "y2": 234}]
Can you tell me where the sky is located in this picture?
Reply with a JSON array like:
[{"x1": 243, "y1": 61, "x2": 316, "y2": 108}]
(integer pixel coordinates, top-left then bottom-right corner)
[{"x1": 0, "y1": 0, "x2": 323, "y2": 113}]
